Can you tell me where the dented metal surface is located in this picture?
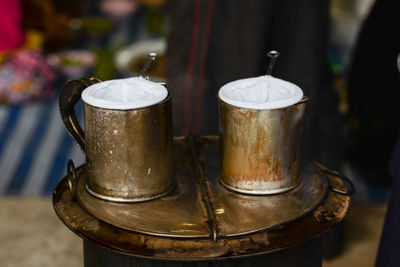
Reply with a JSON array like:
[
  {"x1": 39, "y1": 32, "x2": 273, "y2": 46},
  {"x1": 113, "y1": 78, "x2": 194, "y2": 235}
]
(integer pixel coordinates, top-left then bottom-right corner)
[
  {"x1": 188, "y1": 137, "x2": 219, "y2": 242},
  {"x1": 218, "y1": 98, "x2": 308, "y2": 194},
  {"x1": 59, "y1": 77, "x2": 175, "y2": 202},
  {"x1": 53, "y1": 136, "x2": 350, "y2": 260}
]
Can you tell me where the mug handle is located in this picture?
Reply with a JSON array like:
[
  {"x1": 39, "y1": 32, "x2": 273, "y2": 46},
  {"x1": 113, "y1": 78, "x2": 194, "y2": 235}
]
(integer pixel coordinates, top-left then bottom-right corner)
[
  {"x1": 59, "y1": 76, "x2": 102, "y2": 151},
  {"x1": 322, "y1": 169, "x2": 355, "y2": 196}
]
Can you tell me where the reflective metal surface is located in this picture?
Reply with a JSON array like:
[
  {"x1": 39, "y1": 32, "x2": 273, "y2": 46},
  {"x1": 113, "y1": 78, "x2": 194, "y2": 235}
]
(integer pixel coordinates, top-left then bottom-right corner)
[
  {"x1": 77, "y1": 137, "x2": 209, "y2": 238},
  {"x1": 197, "y1": 136, "x2": 327, "y2": 237},
  {"x1": 219, "y1": 98, "x2": 308, "y2": 194},
  {"x1": 59, "y1": 77, "x2": 174, "y2": 202},
  {"x1": 71, "y1": 137, "x2": 326, "y2": 240},
  {"x1": 84, "y1": 94, "x2": 174, "y2": 202},
  {"x1": 53, "y1": 137, "x2": 351, "y2": 260}
]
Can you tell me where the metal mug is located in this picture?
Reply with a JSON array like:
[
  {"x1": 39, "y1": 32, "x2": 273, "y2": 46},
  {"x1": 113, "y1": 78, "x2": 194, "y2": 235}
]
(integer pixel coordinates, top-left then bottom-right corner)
[
  {"x1": 218, "y1": 97, "x2": 308, "y2": 194},
  {"x1": 59, "y1": 76, "x2": 174, "y2": 202}
]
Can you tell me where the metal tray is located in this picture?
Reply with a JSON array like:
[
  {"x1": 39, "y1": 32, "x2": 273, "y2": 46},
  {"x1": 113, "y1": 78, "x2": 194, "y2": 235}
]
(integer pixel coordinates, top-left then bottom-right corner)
[
  {"x1": 53, "y1": 136, "x2": 351, "y2": 260},
  {"x1": 73, "y1": 136, "x2": 327, "y2": 239}
]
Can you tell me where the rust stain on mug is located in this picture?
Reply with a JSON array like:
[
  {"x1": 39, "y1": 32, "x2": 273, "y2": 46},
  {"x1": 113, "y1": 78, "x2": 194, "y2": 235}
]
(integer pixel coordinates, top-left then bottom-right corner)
[{"x1": 219, "y1": 97, "x2": 308, "y2": 195}]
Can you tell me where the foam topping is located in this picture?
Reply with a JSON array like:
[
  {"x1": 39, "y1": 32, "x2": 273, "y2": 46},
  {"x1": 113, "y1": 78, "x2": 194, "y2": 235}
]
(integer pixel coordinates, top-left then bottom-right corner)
[
  {"x1": 82, "y1": 77, "x2": 167, "y2": 110},
  {"x1": 218, "y1": 75, "x2": 303, "y2": 109}
]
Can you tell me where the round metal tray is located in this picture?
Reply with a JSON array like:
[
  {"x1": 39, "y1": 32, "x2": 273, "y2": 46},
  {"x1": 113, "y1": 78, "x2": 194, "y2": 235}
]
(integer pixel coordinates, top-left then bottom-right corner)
[
  {"x1": 75, "y1": 159, "x2": 327, "y2": 239},
  {"x1": 53, "y1": 136, "x2": 351, "y2": 260}
]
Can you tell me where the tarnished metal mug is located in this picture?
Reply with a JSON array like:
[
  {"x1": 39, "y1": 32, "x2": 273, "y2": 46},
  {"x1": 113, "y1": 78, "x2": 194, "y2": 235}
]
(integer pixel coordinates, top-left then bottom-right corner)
[
  {"x1": 218, "y1": 97, "x2": 308, "y2": 194},
  {"x1": 59, "y1": 76, "x2": 174, "y2": 202}
]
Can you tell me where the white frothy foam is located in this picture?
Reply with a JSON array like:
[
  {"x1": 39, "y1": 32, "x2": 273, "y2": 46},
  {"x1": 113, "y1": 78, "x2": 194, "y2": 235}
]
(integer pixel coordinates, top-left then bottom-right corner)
[
  {"x1": 218, "y1": 75, "x2": 303, "y2": 109},
  {"x1": 82, "y1": 77, "x2": 168, "y2": 109}
]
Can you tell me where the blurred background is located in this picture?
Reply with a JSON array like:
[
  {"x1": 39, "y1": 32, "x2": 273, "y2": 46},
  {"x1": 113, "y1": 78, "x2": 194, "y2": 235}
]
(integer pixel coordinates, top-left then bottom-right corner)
[{"x1": 0, "y1": 0, "x2": 399, "y2": 266}]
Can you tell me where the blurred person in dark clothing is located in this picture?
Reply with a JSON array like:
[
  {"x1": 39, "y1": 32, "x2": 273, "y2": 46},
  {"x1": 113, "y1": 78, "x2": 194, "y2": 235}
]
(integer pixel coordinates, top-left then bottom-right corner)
[
  {"x1": 347, "y1": 0, "x2": 400, "y2": 185},
  {"x1": 166, "y1": 0, "x2": 344, "y2": 258},
  {"x1": 166, "y1": 0, "x2": 343, "y2": 170},
  {"x1": 359, "y1": 1, "x2": 400, "y2": 266},
  {"x1": 376, "y1": 134, "x2": 400, "y2": 266}
]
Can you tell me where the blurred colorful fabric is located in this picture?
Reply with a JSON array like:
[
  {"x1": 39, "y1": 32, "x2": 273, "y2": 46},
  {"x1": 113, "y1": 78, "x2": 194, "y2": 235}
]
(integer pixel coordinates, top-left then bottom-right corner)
[
  {"x1": 0, "y1": 50, "x2": 56, "y2": 104},
  {"x1": 0, "y1": 0, "x2": 25, "y2": 51},
  {"x1": 0, "y1": 97, "x2": 85, "y2": 196},
  {"x1": 100, "y1": 0, "x2": 139, "y2": 19}
]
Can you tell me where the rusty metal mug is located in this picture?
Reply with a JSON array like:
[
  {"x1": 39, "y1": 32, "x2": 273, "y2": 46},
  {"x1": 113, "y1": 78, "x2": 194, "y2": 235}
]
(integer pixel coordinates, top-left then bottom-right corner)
[
  {"x1": 218, "y1": 97, "x2": 308, "y2": 194},
  {"x1": 59, "y1": 76, "x2": 174, "y2": 202}
]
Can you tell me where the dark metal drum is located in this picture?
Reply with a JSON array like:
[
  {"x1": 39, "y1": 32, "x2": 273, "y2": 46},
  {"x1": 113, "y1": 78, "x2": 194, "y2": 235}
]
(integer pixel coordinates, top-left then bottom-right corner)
[{"x1": 83, "y1": 238, "x2": 323, "y2": 267}]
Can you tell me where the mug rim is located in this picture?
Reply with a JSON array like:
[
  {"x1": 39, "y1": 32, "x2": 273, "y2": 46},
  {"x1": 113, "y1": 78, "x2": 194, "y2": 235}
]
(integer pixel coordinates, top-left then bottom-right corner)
[{"x1": 217, "y1": 94, "x2": 309, "y2": 111}]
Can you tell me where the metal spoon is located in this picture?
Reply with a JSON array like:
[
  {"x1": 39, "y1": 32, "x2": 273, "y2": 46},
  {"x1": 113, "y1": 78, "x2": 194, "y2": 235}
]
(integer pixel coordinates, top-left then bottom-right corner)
[
  {"x1": 267, "y1": 50, "x2": 280, "y2": 76},
  {"x1": 139, "y1": 52, "x2": 158, "y2": 77}
]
